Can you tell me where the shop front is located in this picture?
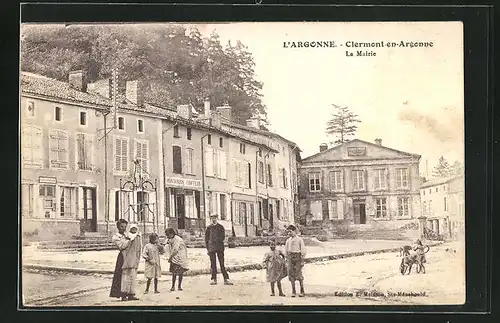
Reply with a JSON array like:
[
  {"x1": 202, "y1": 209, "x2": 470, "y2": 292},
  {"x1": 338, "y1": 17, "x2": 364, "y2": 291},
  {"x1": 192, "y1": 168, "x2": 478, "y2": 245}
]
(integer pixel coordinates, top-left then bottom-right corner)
[
  {"x1": 232, "y1": 193, "x2": 259, "y2": 237},
  {"x1": 165, "y1": 177, "x2": 203, "y2": 234}
]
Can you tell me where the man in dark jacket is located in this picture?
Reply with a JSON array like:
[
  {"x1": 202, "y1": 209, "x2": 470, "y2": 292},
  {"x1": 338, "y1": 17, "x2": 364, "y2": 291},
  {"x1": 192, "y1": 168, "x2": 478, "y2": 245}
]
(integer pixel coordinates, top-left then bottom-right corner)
[{"x1": 205, "y1": 214, "x2": 233, "y2": 285}]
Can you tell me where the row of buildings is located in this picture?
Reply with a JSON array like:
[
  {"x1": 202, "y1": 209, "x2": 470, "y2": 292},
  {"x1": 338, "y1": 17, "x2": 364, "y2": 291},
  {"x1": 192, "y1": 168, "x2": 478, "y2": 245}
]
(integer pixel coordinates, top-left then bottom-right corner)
[
  {"x1": 20, "y1": 70, "x2": 464, "y2": 240},
  {"x1": 20, "y1": 70, "x2": 300, "y2": 238}
]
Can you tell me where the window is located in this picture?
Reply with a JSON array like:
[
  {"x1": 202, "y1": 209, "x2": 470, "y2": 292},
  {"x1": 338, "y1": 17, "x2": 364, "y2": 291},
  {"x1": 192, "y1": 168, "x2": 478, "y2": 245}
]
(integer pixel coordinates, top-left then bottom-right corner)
[
  {"x1": 26, "y1": 101, "x2": 35, "y2": 117},
  {"x1": 276, "y1": 200, "x2": 281, "y2": 220},
  {"x1": 374, "y1": 169, "x2": 387, "y2": 189},
  {"x1": 310, "y1": 201, "x2": 322, "y2": 220},
  {"x1": 173, "y1": 125, "x2": 179, "y2": 138},
  {"x1": 185, "y1": 193, "x2": 197, "y2": 219},
  {"x1": 281, "y1": 168, "x2": 288, "y2": 188},
  {"x1": 205, "y1": 148, "x2": 226, "y2": 179},
  {"x1": 375, "y1": 198, "x2": 387, "y2": 218},
  {"x1": 328, "y1": 200, "x2": 338, "y2": 220},
  {"x1": 21, "y1": 184, "x2": 34, "y2": 217},
  {"x1": 396, "y1": 168, "x2": 409, "y2": 188},
  {"x1": 423, "y1": 201, "x2": 427, "y2": 215},
  {"x1": 118, "y1": 117, "x2": 125, "y2": 130},
  {"x1": 258, "y1": 161, "x2": 265, "y2": 183},
  {"x1": 309, "y1": 172, "x2": 321, "y2": 192},
  {"x1": 76, "y1": 134, "x2": 93, "y2": 171},
  {"x1": 219, "y1": 138, "x2": 223, "y2": 148},
  {"x1": 329, "y1": 171, "x2": 343, "y2": 191},
  {"x1": 352, "y1": 170, "x2": 365, "y2": 190},
  {"x1": 234, "y1": 160, "x2": 250, "y2": 188},
  {"x1": 187, "y1": 128, "x2": 192, "y2": 140},
  {"x1": 60, "y1": 187, "x2": 77, "y2": 218},
  {"x1": 249, "y1": 203, "x2": 255, "y2": 224},
  {"x1": 282, "y1": 147, "x2": 285, "y2": 155},
  {"x1": 397, "y1": 197, "x2": 410, "y2": 217},
  {"x1": 22, "y1": 125, "x2": 43, "y2": 168},
  {"x1": 435, "y1": 187, "x2": 438, "y2": 193},
  {"x1": 428, "y1": 200, "x2": 433, "y2": 216},
  {"x1": 292, "y1": 170, "x2": 297, "y2": 193},
  {"x1": 444, "y1": 197, "x2": 448, "y2": 211},
  {"x1": 207, "y1": 134, "x2": 211, "y2": 145},
  {"x1": 137, "y1": 119, "x2": 144, "y2": 133},
  {"x1": 428, "y1": 189, "x2": 431, "y2": 194},
  {"x1": 54, "y1": 106, "x2": 62, "y2": 121},
  {"x1": 240, "y1": 143, "x2": 246, "y2": 154},
  {"x1": 80, "y1": 111, "x2": 87, "y2": 126},
  {"x1": 185, "y1": 148, "x2": 194, "y2": 174},
  {"x1": 114, "y1": 137, "x2": 129, "y2": 173},
  {"x1": 267, "y1": 164, "x2": 273, "y2": 187},
  {"x1": 172, "y1": 145, "x2": 182, "y2": 173},
  {"x1": 220, "y1": 194, "x2": 227, "y2": 220},
  {"x1": 135, "y1": 140, "x2": 149, "y2": 177},
  {"x1": 39, "y1": 185, "x2": 55, "y2": 197},
  {"x1": 49, "y1": 129, "x2": 69, "y2": 169}
]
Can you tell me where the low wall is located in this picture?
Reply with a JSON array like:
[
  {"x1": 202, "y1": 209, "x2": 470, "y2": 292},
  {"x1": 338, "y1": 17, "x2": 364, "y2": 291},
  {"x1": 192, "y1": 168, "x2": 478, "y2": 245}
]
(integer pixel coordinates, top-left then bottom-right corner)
[{"x1": 22, "y1": 218, "x2": 80, "y2": 241}]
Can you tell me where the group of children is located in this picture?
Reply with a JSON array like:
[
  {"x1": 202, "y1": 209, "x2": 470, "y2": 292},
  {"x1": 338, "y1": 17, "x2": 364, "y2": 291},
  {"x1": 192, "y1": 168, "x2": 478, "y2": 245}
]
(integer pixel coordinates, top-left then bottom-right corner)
[
  {"x1": 137, "y1": 223, "x2": 308, "y2": 298},
  {"x1": 141, "y1": 228, "x2": 189, "y2": 294}
]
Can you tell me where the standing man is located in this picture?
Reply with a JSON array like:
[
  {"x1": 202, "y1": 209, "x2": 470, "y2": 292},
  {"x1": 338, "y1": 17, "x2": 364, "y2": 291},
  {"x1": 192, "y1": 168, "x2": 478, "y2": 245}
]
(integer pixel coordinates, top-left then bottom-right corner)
[{"x1": 205, "y1": 214, "x2": 233, "y2": 285}]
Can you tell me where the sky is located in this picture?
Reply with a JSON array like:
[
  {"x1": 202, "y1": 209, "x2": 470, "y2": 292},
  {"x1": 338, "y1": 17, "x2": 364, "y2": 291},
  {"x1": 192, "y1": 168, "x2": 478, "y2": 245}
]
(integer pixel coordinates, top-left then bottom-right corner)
[{"x1": 191, "y1": 22, "x2": 464, "y2": 176}]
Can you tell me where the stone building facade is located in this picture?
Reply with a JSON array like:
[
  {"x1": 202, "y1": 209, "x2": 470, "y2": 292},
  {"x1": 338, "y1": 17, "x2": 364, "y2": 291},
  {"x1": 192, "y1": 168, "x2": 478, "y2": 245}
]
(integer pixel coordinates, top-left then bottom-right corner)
[
  {"x1": 298, "y1": 139, "x2": 421, "y2": 227},
  {"x1": 420, "y1": 174, "x2": 464, "y2": 239}
]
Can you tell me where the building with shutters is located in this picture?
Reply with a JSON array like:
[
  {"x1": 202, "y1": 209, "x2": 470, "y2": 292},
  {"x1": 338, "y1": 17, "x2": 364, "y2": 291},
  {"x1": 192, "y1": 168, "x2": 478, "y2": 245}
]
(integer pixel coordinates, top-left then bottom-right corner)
[
  {"x1": 420, "y1": 174, "x2": 464, "y2": 240},
  {"x1": 20, "y1": 71, "x2": 167, "y2": 237},
  {"x1": 298, "y1": 139, "x2": 421, "y2": 227}
]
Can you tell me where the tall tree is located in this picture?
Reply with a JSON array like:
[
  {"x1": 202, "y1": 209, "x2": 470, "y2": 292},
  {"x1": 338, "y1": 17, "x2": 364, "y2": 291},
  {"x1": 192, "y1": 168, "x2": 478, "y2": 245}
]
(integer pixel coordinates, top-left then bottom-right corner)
[
  {"x1": 325, "y1": 104, "x2": 361, "y2": 145},
  {"x1": 432, "y1": 156, "x2": 452, "y2": 178}
]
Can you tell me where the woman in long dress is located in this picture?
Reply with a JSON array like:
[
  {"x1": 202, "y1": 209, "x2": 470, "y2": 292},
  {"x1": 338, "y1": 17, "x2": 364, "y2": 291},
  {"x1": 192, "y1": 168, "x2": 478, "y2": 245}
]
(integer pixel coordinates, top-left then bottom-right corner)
[
  {"x1": 110, "y1": 219, "x2": 129, "y2": 300},
  {"x1": 165, "y1": 228, "x2": 189, "y2": 291},
  {"x1": 120, "y1": 223, "x2": 142, "y2": 300}
]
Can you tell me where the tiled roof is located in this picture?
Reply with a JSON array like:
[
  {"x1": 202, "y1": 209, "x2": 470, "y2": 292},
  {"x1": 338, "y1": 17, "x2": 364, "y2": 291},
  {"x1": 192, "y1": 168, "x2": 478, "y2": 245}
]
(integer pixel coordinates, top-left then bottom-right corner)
[
  {"x1": 21, "y1": 72, "x2": 114, "y2": 109},
  {"x1": 221, "y1": 119, "x2": 301, "y2": 151},
  {"x1": 421, "y1": 175, "x2": 463, "y2": 188}
]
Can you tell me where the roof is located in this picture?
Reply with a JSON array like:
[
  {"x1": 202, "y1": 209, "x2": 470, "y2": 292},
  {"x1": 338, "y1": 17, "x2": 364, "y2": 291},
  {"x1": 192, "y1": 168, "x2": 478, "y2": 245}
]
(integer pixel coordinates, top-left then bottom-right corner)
[
  {"x1": 20, "y1": 71, "x2": 278, "y2": 152},
  {"x1": 421, "y1": 174, "x2": 464, "y2": 189},
  {"x1": 302, "y1": 138, "x2": 421, "y2": 162},
  {"x1": 220, "y1": 119, "x2": 302, "y2": 152}
]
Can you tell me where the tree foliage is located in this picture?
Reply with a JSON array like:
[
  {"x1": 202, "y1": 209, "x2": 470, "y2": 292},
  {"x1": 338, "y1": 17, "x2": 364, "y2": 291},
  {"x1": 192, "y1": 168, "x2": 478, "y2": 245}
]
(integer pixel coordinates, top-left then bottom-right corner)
[
  {"x1": 325, "y1": 104, "x2": 361, "y2": 145},
  {"x1": 432, "y1": 156, "x2": 452, "y2": 178},
  {"x1": 20, "y1": 24, "x2": 267, "y2": 126}
]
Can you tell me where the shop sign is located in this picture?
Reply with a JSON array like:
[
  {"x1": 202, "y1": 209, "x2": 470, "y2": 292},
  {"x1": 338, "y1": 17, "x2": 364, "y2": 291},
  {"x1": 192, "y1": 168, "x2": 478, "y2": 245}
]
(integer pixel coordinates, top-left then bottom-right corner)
[
  {"x1": 39, "y1": 176, "x2": 57, "y2": 184},
  {"x1": 347, "y1": 147, "x2": 367, "y2": 156},
  {"x1": 166, "y1": 177, "x2": 202, "y2": 189}
]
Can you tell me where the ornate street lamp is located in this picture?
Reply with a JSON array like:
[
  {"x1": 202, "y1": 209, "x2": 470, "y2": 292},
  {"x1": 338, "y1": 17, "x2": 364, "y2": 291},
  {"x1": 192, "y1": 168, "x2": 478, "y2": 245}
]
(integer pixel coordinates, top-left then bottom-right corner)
[{"x1": 119, "y1": 159, "x2": 158, "y2": 235}]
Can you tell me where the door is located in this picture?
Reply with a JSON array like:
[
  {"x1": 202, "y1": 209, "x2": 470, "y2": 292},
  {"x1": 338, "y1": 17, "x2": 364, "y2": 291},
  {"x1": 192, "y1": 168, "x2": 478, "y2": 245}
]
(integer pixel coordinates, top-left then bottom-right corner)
[
  {"x1": 83, "y1": 187, "x2": 97, "y2": 232},
  {"x1": 353, "y1": 204, "x2": 360, "y2": 224},
  {"x1": 359, "y1": 203, "x2": 366, "y2": 224},
  {"x1": 176, "y1": 194, "x2": 186, "y2": 230}
]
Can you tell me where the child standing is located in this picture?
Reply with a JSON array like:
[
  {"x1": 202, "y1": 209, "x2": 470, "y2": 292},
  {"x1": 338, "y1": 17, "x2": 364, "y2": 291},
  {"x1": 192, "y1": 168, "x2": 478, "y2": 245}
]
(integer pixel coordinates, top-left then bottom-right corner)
[
  {"x1": 413, "y1": 239, "x2": 428, "y2": 264},
  {"x1": 165, "y1": 228, "x2": 189, "y2": 291},
  {"x1": 263, "y1": 240, "x2": 287, "y2": 296},
  {"x1": 285, "y1": 225, "x2": 306, "y2": 297},
  {"x1": 142, "y1": 233, "x2": 164, "y2": 294}
]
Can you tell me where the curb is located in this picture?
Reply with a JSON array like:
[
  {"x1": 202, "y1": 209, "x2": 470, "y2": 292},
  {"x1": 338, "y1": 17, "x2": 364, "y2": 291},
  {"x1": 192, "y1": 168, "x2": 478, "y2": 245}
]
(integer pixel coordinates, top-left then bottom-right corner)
[{"x1": 24, "y1": 241, "x2": 444, "y2": 277}]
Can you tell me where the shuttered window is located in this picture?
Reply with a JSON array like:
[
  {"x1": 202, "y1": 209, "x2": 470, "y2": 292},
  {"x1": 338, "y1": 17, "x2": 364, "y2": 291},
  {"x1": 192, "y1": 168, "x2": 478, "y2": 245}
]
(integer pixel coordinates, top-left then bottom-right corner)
[
  {"x1": 135, "y1": 140, "x2": 149, "y2": 177},
  {"x1": 267, "y1": 164, "x2": 273, "y2": 186},
  {"x1": 173, "y1": 145, "x2": 182, "y2": 174},
  {"x1": 49, "y1": 129, "x2": 69, "y2": 169},
  {"x1": 115, "y1": 137, "x2": 129, "y2": 173},
  {"x1": 22, "y1": 125, "x2": 43, "y2": 168},
  {"x1": 258, "y1": 161, "x2": 264, "y2": 183},
  {"x1": 76, "y1": 134, "x2": 93, "y2": 170},
  {"x1": 185, "y1": 148, "x2": 194, "y2": 174},
  {"x1": 205, "y1": 147, "x2": 214, "y2": 177}
]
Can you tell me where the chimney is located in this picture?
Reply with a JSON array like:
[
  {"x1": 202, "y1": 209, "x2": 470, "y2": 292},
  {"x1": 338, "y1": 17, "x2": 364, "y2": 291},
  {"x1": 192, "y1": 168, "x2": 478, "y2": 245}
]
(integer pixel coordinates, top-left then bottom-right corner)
[
  {"x1": 68, "y1": 70, "x2": 86, "y2": 91},
  {"x1": 87, "y1": 78, "x2": 112, "y2": 98},
  {"x1": 246, "y1": 115, "x2": 260, "y2": 129},
  {"x1": 215, "y1": 104, "x2": 232, "y2": 122},
  {"x1": 125, "y1": 80, "x2": 145, "y2": 106},
  {"x1": 176, "y1": 104, "x2": 193, "y2": 119},
  {"x1": 211, "y1": 110, "x2": 221, "y2": 128},
  {"x1": 374, "y1": 138, "x2": 382, "y2": 146},
  {"x1": 319, "y1": 143, "x2": 328, "y2": 152},
  {"x1": 204, "y1": 98, "x2": 211, "y2": 118}
]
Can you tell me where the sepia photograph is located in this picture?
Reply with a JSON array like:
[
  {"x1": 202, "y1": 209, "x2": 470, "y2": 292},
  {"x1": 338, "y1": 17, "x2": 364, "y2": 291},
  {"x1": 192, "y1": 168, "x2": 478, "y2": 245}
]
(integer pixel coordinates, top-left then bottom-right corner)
[{"x1": 19, "y1": 21, "x2": 465, "y2": 307}]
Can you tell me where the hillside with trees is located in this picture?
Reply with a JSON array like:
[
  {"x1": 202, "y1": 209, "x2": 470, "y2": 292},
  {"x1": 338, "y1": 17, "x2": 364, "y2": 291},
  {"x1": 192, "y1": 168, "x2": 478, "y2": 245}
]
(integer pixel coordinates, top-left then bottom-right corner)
[{"x1": 20, "y1": 24, "x2": 268, "y2": 126}]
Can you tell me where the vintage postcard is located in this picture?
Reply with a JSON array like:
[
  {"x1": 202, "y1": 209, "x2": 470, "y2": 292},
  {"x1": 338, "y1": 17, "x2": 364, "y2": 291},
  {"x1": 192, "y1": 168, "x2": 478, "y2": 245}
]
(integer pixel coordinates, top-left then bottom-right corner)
[{"x1": 19, "y1": 21, "x2": 465, "y2": 307}]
